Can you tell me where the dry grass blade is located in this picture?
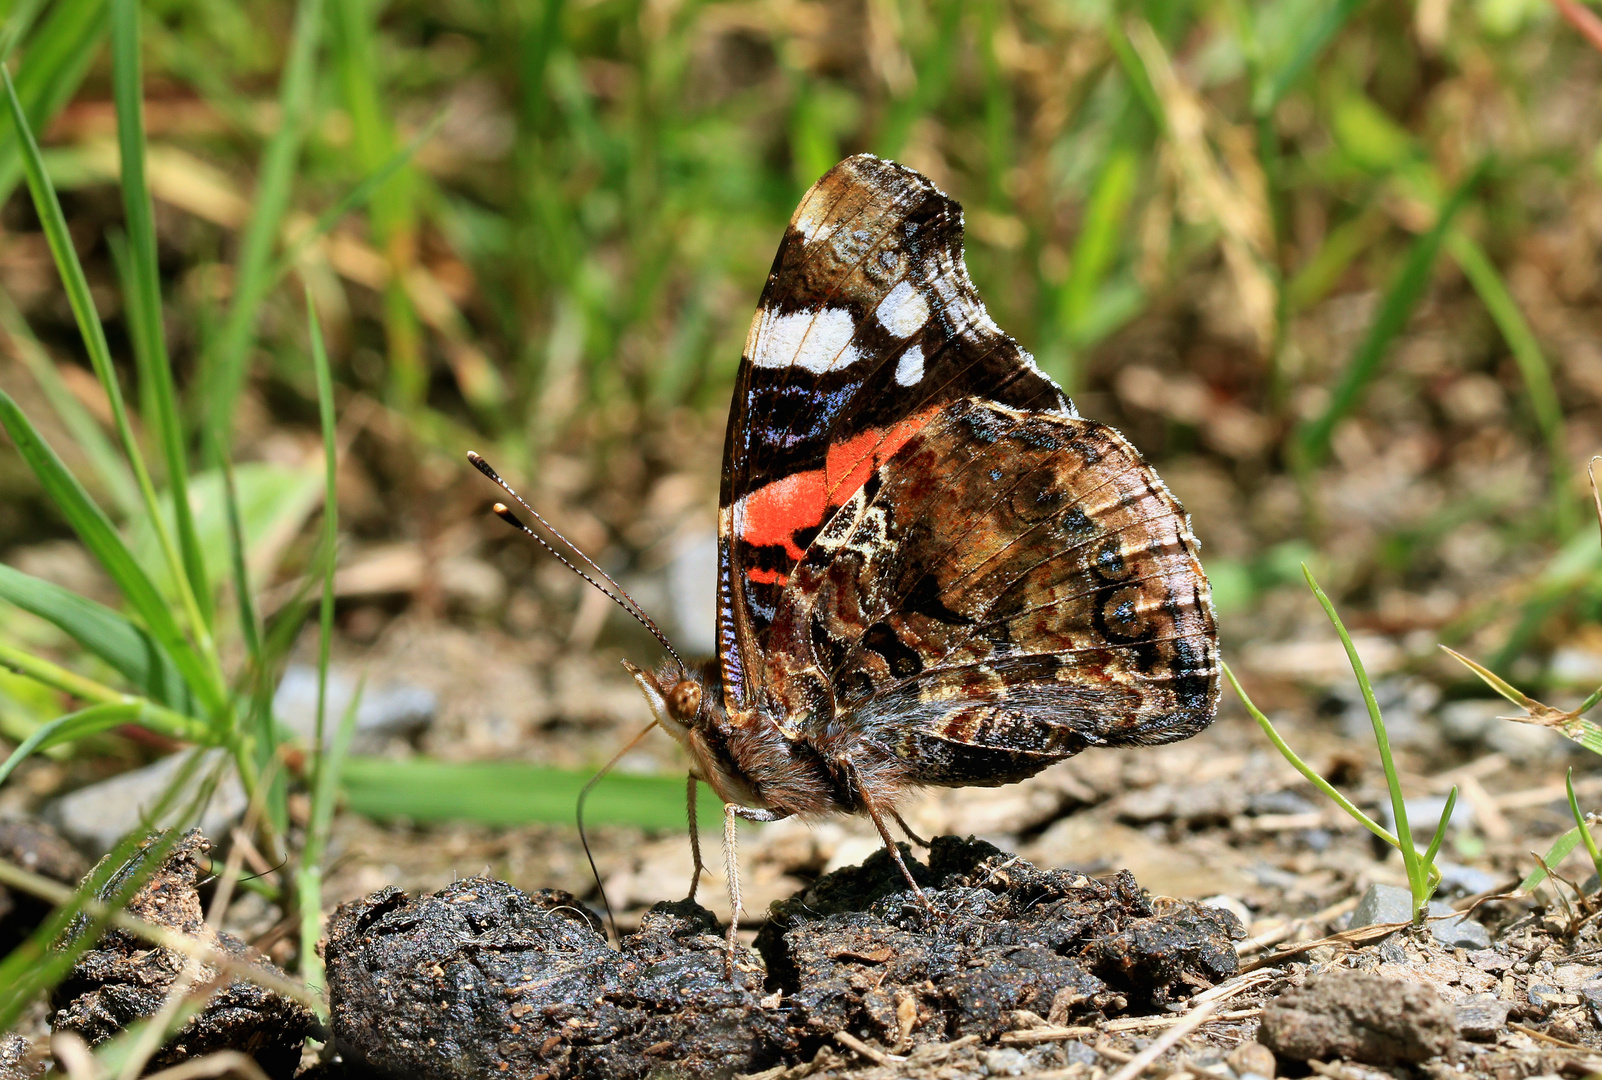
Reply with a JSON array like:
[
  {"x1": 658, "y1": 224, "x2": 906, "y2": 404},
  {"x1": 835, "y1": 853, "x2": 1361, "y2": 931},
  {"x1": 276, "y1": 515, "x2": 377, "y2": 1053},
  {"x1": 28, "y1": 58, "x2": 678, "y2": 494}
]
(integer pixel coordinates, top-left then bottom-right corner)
[
  {"x1": 1552, "y1": 0, "x2": 1602, "y2": 54},
  {"x1": 1440, "y1": 645, "x2": 1602, "y2": 752},
  {"x1": 1127, "y1": 20, "x2": 1275, "y2": 354},
  {"x1": 1105, "y1": 1000, "x2": 1218, "y2": 1080},
  {"x1": 0, "y1": 859, "x2": 320, "y2": 1010}
]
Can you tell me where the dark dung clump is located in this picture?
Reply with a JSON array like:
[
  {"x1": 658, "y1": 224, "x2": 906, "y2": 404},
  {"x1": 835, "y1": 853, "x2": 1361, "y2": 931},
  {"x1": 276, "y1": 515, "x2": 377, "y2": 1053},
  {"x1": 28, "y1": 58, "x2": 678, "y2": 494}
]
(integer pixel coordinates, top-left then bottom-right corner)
[
  {"x1": 323, "y1": 880, "x2": 793, "y2": 1080},
  {"x1": 324, "y1": 836, "x2": 1242, "y2": 1079},
  {"x1": 758, "y1": 835, "x2": 1241, "y2": 1051}
]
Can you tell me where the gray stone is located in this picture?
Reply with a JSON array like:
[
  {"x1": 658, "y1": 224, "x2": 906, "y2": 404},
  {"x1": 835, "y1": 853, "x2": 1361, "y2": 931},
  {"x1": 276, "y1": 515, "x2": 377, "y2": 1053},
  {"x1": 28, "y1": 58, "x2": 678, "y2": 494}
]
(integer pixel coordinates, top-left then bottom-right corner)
[
  {"x1": 1350, "y1": 883, "x2": 1414, "y2": 927},
  {"x1": 1347, "y1": 883, "x2": 1492, "y2": 949},
  {"x1": 1435, "y1": 861, "x2": 1502, "y2": 897},
  {"x1": 1249, "y1": 790, "x2": 1318, "y2": 816},
  {"x1": 1438, "y1": 699, "x2": 1566, "y2": 761},
  {"x1": 981, "y1": 1048, "x2": 1029, "y2": 1076},
  {"x1": 44, "y1": 748, "x2": 246, "y2": 854},
  {"x1": 1581, "y1": 980, "x2": 1602, "y2": 1024},
  {"x1": 1455, "y1": 993, "x2": 1510, "y2": 1040},
  {"x1": 1328, "y1": 678, "x2": 1440, "y2": 748},
  {"x1": 1062, "y1": 1042, "x2": 1099, "y2": 1067},
  {"x1": 1527, "y1": 983, "x2": 1567, "y2": 1013},
  {"x1": 1429, "y1": 908, "x2": 1493, "y2": 949},
  {"x1": 272, "y1": 664, "x2": 436, "y2": 749}
]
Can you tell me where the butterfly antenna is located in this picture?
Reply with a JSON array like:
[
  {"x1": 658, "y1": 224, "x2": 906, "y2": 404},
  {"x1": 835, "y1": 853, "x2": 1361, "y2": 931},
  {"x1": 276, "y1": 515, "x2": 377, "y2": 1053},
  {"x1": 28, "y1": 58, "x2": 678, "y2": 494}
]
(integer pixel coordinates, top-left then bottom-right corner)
[
  {"x1": 467, "y1": 451, "x2": 685, "y2": 670},
  {"x1": 578, "y1": 719, "x2": 660, "y2": 947}
]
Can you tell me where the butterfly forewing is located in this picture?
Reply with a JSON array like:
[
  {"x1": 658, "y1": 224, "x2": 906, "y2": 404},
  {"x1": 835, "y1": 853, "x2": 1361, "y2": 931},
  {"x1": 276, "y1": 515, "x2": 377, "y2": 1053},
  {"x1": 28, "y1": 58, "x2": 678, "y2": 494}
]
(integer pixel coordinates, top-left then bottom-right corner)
[{"x1": 719, "y1": 155, "x2": 1068, "y2": 715}]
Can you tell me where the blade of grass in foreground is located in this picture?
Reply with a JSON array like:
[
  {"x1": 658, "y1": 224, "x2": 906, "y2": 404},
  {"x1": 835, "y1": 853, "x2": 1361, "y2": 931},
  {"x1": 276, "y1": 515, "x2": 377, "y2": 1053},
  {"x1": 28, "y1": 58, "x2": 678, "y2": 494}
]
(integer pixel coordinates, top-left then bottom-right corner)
[
  {"x1": 341, "y1": 759, "x2": 721, "y2": 831},
  {"x1": 0, "y1": 0, "x2": 108, "y2": 208},
  {"x1": 111, "y1": 0, "x2": 211, "y2": 624},
  {"x1": 0, "y1": 563, "x2": 193, "y2": 711},
  {"x1": 0, "y1": 389, "x2": 223, "y2": 717},
  {"x1": 298, "y1": 295, "x2": 341, "y2": 999},
  {"x1": 1, "y1": 65, "x2": 223, "y2": 708},
  {"x1": 328, "y1": 0, "x2": 422, "y2": 410}
]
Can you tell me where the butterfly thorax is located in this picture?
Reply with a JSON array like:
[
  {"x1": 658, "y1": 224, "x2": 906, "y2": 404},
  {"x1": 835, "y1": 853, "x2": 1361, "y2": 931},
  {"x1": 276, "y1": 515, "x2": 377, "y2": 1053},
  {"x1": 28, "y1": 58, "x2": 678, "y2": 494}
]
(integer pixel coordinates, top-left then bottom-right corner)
[{"x1": 626, "y1": 658, "x2": 852, "y2": 817}]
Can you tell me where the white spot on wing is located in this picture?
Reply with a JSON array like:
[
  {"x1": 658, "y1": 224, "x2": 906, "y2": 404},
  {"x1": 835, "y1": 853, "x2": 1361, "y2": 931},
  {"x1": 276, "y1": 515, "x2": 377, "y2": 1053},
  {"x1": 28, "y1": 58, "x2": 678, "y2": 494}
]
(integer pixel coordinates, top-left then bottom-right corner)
[
  {"x1": 793, "y1": 194, "x2": 832, "y2": 243},
  {"x1": 894, "y1": 344, "x2": 925, "y2": 386},
  {"x1": 751, "y1": 306, "x2": 862, "y2": 373},
  {"x1": 875, "y1": 281, "x2": 929, "y2": 338}
]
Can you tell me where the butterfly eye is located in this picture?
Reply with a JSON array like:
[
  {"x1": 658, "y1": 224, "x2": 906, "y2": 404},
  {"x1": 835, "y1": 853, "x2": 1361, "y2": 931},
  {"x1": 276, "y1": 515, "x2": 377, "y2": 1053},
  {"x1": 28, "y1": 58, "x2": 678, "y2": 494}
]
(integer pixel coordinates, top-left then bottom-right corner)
[{"x1": 668, "y1": 680, "x2": 703, "y2": 722}]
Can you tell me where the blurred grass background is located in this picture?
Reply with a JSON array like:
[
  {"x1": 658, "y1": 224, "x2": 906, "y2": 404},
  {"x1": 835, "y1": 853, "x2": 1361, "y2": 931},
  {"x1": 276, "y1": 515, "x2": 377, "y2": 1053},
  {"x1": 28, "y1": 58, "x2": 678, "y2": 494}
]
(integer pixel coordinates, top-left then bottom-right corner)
[{"x1": 0, "y1": 0, "x2": 1600, "y2": 837}]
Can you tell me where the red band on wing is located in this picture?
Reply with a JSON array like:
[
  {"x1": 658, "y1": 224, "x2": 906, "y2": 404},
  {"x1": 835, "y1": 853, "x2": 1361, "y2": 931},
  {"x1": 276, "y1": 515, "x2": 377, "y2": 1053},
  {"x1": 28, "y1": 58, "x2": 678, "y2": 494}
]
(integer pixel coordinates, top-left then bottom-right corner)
[
  {"x1": 737, "y1": 406, "x2": 940, "y2": 574},
  {"x1": 822, "y1": 406, "x2": 939, "y2": 503}
]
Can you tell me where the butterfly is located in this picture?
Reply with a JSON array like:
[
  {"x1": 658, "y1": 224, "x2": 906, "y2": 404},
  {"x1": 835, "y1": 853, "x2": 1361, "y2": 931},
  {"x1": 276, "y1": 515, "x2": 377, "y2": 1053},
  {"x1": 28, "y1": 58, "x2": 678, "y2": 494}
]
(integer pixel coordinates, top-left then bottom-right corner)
[{"x1": 472, "y1": 154, "x2": 1218, "y2": 967}]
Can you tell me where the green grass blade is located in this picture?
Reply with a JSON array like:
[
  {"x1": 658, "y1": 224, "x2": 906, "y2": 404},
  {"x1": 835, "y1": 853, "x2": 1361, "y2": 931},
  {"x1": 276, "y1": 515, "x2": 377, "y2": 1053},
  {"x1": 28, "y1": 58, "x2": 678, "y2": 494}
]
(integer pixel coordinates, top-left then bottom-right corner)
[
  {"x1": 1296, "y1": 163, "x2": 1485, "y2": 468},
  {"x1": 1566, "y1": 768, "x2": 1602, "y2": 884},
  {"x1": 1301, "y1": 565, "x2": 1422, "y2": 904},
  {"x1": 1522, "y1": 825, "x2": 1587, "y2": 893},
  {"x1": 1445, "y1": 229, "x2": 1570, "y2": 533},
  {"x1": 1254, "y1": 0, "x2": 1367, "y2": 114},
  {"x1": 1420, "y1": 785, "x2": 1456, "y2": 875},
  {"x1": 307, "y1": 295, "x2": 337, "y2": 767},
  {"x1": 298, "y1": 681, "x2": 359, "y2": 1002},
  {"x1": 341, "y1": 758, "x2": 719, "y2": 831},
  {"x1": 110, "y1": 0, "x2": 210, "y2": 625},
  {"x1": 329, "y1": 0, "x2": 421, "y2": 410},
  {"x1": 1, "y1": 63, "x2": 220, "y2": 692},
  {"x1": 0, "y1": 287, "x2": 139, "y2": 516},
  {"x1": 0, "y1": 0, "x2": 45, "y2": 62},
  {"x1": 0, "y1": 0, "x2": 107, "y2": 208},
  {"x1": 203, "y1": 0, "x2": 326, "y2": 459},
  {"x1": 0, "y1": 563, "x2": 193, "y2": 711},
  {"x1": 1059, "y1": 144, "x2": 1139, "y2": 350},
  {"x1": 0, "y1": 389, "x2": 223, "y2": 716},
  {"x1": 298, "y1": 293, "x2": 339, "y2": 993},
  {"x1": 1224, "y1": 661, "x2": 1399, "y2": 846},
  {"x1": 0, "y1": 702, "x2": 145, "y2": 786}
]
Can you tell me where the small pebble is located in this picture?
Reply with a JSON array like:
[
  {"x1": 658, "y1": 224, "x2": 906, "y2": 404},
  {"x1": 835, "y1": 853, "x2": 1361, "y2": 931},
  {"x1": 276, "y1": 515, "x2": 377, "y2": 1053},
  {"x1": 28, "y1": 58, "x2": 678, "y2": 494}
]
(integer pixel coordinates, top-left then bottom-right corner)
[
  {"x1": 1455, "y1": 994, "x2": 1510, "y2": 1040},
  {"x1": 980, "y1": 1048, "x2": 1029, "y2": 1076},
  {"x1": 1226, "y1": 1041, "x2": 1277, "y2": 1079}
]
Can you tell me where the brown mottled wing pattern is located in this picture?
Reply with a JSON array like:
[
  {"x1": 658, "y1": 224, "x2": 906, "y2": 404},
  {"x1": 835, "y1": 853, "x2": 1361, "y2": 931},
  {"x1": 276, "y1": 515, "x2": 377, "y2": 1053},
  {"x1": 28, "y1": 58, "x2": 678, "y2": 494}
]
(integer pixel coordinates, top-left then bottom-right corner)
[
  {"x1": 766, "y1": 398, "x2": 1219, "y2": 785},
  {"x1": 718, "y1": 155, "x2": 1068, "y2": 716}
]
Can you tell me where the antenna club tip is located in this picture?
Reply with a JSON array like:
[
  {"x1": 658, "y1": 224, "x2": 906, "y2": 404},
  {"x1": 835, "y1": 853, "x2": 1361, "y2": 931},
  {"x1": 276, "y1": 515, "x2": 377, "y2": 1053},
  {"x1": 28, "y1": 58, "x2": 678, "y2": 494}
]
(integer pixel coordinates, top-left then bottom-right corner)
[
  {"x1": 492, "y1": 502, "x2": 510, "y2": 514},
  {"x1": 466, "y1": 450, "x2": 482, "y2": 462}
]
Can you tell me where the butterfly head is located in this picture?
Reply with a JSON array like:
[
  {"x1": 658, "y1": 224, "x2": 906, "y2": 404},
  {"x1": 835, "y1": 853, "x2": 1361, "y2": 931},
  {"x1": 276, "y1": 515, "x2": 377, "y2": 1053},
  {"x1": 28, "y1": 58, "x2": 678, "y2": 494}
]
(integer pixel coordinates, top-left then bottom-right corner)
[
  {"x1": 622, "y1": 659, "x2": 716, "y2": 737},
  {"x1": 622, "y1": 658, "x2": 765, "y2": 807}
]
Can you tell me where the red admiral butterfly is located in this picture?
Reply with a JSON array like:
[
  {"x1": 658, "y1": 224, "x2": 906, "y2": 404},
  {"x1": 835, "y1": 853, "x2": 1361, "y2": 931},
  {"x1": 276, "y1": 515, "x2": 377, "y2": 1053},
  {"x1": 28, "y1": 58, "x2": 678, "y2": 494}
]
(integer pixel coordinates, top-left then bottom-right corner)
[{"x1": 473, "y1": 154, "x2": 1218, "y2": 964}]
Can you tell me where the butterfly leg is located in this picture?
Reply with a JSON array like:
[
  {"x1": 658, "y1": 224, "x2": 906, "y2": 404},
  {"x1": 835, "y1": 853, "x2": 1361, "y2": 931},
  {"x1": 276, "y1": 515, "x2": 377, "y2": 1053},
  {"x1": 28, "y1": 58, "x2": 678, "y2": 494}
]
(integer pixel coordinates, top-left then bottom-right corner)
[
  {"x1": 720, "y1": 803, "x2": 788, "y2": 978},
  {"x1": 686, "y1": 774, "x2": 704, "y2": 903},
  {"x1": 863, "y1": 797, "x2": 935, "y2": 914},
  {"x1": 891, "y1": 807, "x2": 931, "y2": 848}
]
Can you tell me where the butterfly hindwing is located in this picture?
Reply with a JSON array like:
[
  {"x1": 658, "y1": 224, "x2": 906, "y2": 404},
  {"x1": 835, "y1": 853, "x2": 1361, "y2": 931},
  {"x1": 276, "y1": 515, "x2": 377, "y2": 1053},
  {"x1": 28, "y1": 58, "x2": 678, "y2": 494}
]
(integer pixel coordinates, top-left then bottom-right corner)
[
  {"x1": 718, "y1": 155, "x2": 1068, "y2": 715},
  {"x1": 764, "y1": 398, "x2": 1218, "y2": 785}
]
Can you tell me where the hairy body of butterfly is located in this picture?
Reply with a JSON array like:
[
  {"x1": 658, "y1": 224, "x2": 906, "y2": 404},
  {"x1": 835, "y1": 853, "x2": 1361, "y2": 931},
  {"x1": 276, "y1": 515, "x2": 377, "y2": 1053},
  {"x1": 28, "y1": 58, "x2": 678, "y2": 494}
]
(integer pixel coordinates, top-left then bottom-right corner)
[{"x1": 615, "y1": 155, "x2": 1219, "y2": 969}]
